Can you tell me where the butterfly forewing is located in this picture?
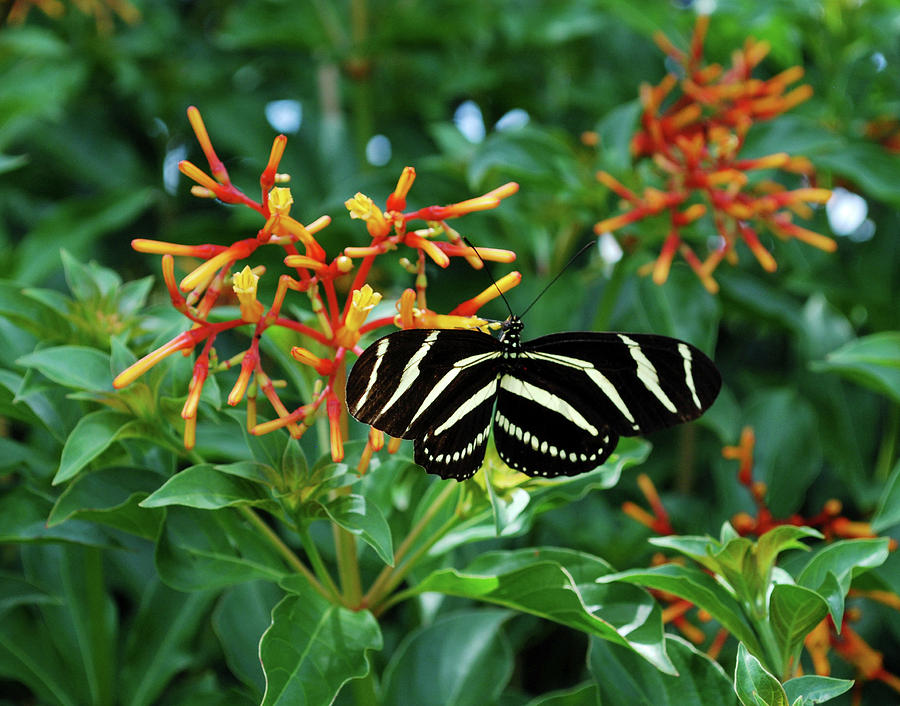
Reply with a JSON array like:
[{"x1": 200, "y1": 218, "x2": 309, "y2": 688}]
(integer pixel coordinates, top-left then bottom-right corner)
[
  {"x1": 524, "y1": 332, "x2": 721, "y2": 436},
  {"x1": 346, "y1": 328, "x2": 502, "y2": 440}
]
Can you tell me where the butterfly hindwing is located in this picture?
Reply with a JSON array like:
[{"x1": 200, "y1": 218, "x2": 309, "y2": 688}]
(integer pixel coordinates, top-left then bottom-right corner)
[{"x1": 494, "y1": 369, "x2": 619, "y2": 477}]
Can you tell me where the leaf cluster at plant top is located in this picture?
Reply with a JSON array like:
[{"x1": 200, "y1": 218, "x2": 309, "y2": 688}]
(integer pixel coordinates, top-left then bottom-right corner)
[{"x1": 2, "y1": 2, "x2": 900, "y2": 705}]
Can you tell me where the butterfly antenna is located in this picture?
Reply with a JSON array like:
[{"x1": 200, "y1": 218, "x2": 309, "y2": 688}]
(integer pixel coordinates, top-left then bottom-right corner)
[
  {"x1": 518, "y1": 239, "x2": 596, "y2": 319},
  {"x1": 463, "y1": 237, "x2": 514, "y2": 319}
]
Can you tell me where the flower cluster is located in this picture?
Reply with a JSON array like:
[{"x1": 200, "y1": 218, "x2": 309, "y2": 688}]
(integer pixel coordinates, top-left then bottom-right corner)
[
  {"x1": 593, "y1": 15, "x2": 835, "y2": 293},
  {"x1": 113, "y1": 107, "x2": 519, "y2": 463}
]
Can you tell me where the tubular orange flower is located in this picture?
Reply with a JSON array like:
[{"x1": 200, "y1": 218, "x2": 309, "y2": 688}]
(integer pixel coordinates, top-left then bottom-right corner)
[
  {"x1": 451, "y1": 271, "x2": 522, "y2": 317},
  {"x1": 386, "y1": 166, "x2": 416, "y2": 212}
]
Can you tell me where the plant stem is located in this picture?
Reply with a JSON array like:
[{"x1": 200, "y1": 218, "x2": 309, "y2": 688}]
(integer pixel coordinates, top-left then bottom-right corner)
[
  {"x1": 370, "y1": 509, "x2": 462, "y2": 617},
  {"x1": 238, "y1": 505, "x2": 331, "y2": 601},
  {"x1": 334, "y1": 518, "x2": 363, "y2": 605},
  {"x1": 298, "y1": 521, "x2": 343, "y2": 603},
  {"x1": 875, "y1": 401, "x2": 899, "y2": 481},
  {"x1": 361, "y1": 481, "x2": 460, "y2": 609}
]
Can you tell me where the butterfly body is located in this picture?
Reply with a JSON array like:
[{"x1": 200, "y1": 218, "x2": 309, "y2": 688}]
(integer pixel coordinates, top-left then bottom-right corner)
[{"x1": 346, "y1": 316, "x2": 721, "y2": 481}]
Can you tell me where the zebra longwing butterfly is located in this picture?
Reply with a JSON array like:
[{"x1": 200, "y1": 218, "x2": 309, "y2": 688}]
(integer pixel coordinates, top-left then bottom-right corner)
[{"x1": 346, "y1": 315, "x2": 721, "y2": 481}]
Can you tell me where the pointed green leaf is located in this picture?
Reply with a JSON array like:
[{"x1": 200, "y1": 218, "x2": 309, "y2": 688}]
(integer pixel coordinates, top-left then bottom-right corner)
[
  {"x1": 782, "y1": 675, "x2": 854, "y2": 705},
  {"x1": 212, "y1": 581, "x2": 283, "y2": 697},
  {"x1": 141, "y1": 464, "x2": 276, "y2": 510},
  {"x1": 0, "y1": 572, "x2": 61, "y2": 616},
  {"x1": 797, "y1": 538, "x2": 890, "y2": 624},
  {"x1": 734, "y1": 643, "x2": 788, "y2": 706},
  {"x1": 812, "y1": 332, "x2": 900, "y2": 404},
  {"x1": 382, "y1": 610, "x2": 513, "y2": 706},
  {"x1": 0, "y1": 486, "x2": 110, "y2": 547},
  {"x1": 16, "y1": 345, "x2": 113, "y2": 391},
  {"x1": 48, "y1": 466, "x2": 164, "y2": 538},
  {"x1": 599, "y1": 563, "x2": 762, "y2": 655},
  {"x1": 120, "y1": 578, "x2": 217, "y2": 706},
  {"x1": 755, "y1": 527, "x2": 822, "y2": 580},
  {"x1": 872, "y1": 459, "x2": 900, "y2": 533},
  {"x1": 589, "y1": 635, "x2": 737, "y2": 706},
  {"x1": 525, "y1": 682, "x2": 600, "y2": 706},
  {"x1": 317, "y1": 494, "x2": 394, "y2": 565},
  {"x1": 415, "y1": 547, "x2": 675, "y2": 674},
  {"x1": 259, "y1": 582, "x2": 382, "y2": 706},
  {"x1": 54, "y1": 409, "x2": 131, "y2": 483},
  {"x1": 156, "y1": 507, "x2": 289, "y2": 591},
  {"x1": 769, "y1": 584, "x2": 829, "y2": 662}
]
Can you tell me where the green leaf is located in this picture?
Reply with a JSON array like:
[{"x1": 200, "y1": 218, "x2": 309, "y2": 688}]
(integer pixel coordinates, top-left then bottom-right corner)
[
  {"x1": 755, "y1": 527, "x2": 822, "y2": 582},
  {"x1": 317, "y1": 494, "x2": 394, "y2": 566},
  {"x1": 589, "y1": 635, "x2": 737, "y2": 706},
  {"x1": 599, "y1": 563, "x2": 763, "y2": 656},
  {"x1": 212, "y1": 581, "x2": 283, "y2": 697},
  {"x1": 797, "y1": 538, "x2": 890, "y2": 625},
  {"x1": 382, "y1": 610, "x2": 513, "y2": 706},
  {"x1": 782, "y1": 676, "x2": 854, "y2": 705},
  {"x1": 0, "y1": 486, "x2": 110, "y2": 547},
  {"x1": 141, "y1": 464, "x2": 277, "y2": 510},
  {"x1": 54, "y1": 409, "x2": 132, "y2": 484},
  {"x1": 769, "y1": 584, "x2": 828, "y2": 664},
  {"x1": 415, "y1": 547, "x2": 675, "y2": 674},
  {"x1": 119, "y1": 578, "x2": 218, "y2": 706},
  {"x1": 596, "y1": 99, "x2": 642, "y2": 174},
  {"x1": 0, "y1": 606, "x2": 80, "y2": 706},
  {"x1": 155, "y1": 507, "x2": 290, "y2": 591},
  {"x1": 872, "y1": 458, "x2": 900, "y2": 533},
  {"x1": 743, "y1": 389, "x2": 822, "y2": 516},
  {"x1": 14, "y1": 188, "x2": 155, "y2": 285},
  {"x1": 0, "y1": 281, "x2": 71, "y2": 341},
  {"x1": 813, "y1": 141, "x2": 900, "y2": 205},
  {"x1": 812, "y1": 332, "x2": 900, "y2": 404},
  {"x1": 16, "y1": 345, "x2": 113, "y2": 391},
  {"x1": 60, "y1": 249, "x2": 104, "y2": 302},
  {"x1": 21, "y1": 544, "x2": 116, "y2": 706},
  {"x1": 48, "y1": 466, "x2": 164, "y2": 538},
  {"x1": 524, "y1": 682, "x2": 600, "y2": 706},
  {"x1": 0, "y1": 572, "x2": 60, "y2": 617},
  {"x1": 734, "y1": 643, "x2": 788, "y2": 706},
  {"x1": 259, "y1": 582, "x2": 382, "y2": 706}
]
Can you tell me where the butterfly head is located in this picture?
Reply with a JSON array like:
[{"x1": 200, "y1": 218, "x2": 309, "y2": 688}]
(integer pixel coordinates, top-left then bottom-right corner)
[{"x1": 499, "y1": 315, "x2": 524, "y2": 350}]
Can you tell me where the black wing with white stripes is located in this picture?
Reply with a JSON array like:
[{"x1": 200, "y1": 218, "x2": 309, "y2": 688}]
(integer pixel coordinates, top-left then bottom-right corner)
[{"x1": 346, "y1": 317, "x2": 721, "y2": 481}]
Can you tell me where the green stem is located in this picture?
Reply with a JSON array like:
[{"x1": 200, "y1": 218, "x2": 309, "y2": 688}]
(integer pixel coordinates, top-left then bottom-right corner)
[
  {"x1": 753, "y1": 618, "x2": 786, "y2": 680},
  {"x1": 875, "y1": 402, "x2": 899, "y2": 481},
  {"x1": 82, "y1": 547, "x2": 113, "y2": 706},
  {"x1": 362, "y1": 481, "x2": 460, "y2": 609},
  {"x1": 238, "y1": 506, "x2": 331, "y2": 601},
  {"x1": 370, "y1": 510, "x2": 461, "y2": 617},
  {"x1": 298, "y1": 521, "x2": 343, "y2": 603},
  {"x1": 334, "y1": 518, "x2": 363, "y2": 605}
]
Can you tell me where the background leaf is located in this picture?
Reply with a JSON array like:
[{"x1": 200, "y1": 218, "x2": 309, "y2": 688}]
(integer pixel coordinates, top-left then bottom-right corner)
[
  {"x1": 259, "y1": 581, "x2": 382, "y2": 706},
  {"x1": 589, "y1": 635, "x2": 737, "y2": 706},
  {"x1": 382, "y1": 610, "x2": 514, "y2": 706}
]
